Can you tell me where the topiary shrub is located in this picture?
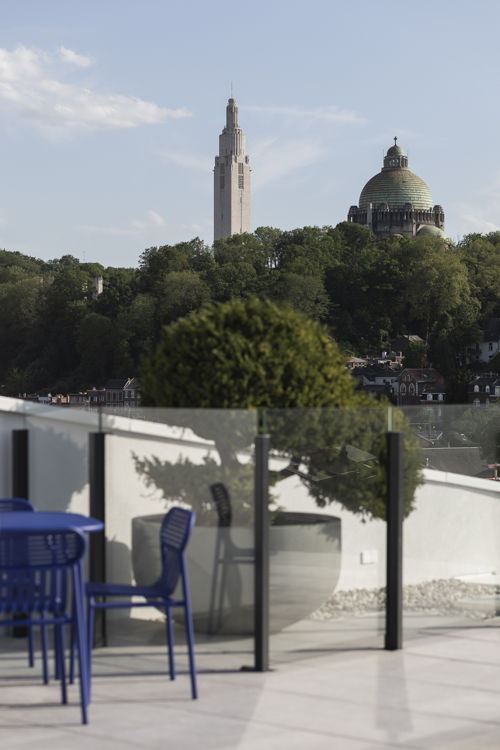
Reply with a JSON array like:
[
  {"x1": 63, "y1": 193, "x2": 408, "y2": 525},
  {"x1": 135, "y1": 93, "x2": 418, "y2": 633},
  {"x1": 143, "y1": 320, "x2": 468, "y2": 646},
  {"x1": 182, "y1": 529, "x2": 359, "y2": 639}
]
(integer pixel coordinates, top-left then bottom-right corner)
[
  {"x1": 139, "y1": 298, "x2": 421, "y2": 521},
  {"x1": 141, "y1": 297, "x2": 357, "y2": 409}
]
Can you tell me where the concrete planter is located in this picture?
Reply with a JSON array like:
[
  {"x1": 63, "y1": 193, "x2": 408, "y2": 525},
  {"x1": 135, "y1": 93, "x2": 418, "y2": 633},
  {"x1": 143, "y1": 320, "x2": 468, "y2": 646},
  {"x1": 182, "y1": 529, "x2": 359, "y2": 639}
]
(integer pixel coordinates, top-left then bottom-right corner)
[{"x1": 132, "y1": 511, "x2": 341, "y2": 635}]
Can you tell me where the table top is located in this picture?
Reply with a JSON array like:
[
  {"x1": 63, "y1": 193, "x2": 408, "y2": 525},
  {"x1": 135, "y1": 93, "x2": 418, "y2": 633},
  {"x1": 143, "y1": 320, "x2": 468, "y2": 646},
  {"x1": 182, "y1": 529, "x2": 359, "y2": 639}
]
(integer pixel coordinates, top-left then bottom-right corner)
[{"x1": 0, "y1": 511, "x2": 104, "y2": 533}]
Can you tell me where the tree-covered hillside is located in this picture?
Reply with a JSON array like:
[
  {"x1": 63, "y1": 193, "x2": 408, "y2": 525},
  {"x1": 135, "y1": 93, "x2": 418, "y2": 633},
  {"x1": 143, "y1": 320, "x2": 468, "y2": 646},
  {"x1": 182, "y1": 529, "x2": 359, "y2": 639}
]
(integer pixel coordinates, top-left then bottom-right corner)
[{"x1": 0, "y1": 225, "x2": 497, "y2": 399}]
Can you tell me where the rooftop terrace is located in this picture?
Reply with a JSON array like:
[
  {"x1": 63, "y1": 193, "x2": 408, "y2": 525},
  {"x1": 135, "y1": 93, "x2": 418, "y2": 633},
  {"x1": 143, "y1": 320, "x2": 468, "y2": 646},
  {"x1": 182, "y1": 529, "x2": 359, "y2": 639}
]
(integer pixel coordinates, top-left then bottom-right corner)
[
  {"x1": 3, "y1": 614, "x2": 500, "y2": 749},
  {"x1": 2, "y1": 398, "x2": 500, "y2": 746}
]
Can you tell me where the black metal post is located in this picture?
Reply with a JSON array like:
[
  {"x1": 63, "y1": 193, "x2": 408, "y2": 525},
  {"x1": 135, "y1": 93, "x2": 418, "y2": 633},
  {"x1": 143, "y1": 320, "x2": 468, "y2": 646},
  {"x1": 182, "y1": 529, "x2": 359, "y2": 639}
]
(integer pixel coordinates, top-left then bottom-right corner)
[
  {"x1": 89, "y1": 432, "x2": 106, "y2": 646},
  {"x1": 254, "y1": 432, "x2": 270, "y2": 671},
  {"x1": 12, "y1": 429, "x2": 29, "y2": 499},
  {"x1": 11, "y1": 429, "x2": 29, "y2": 636},
  {"x1": 385, "y1": 431, "x2": 403, "y2": 650}
]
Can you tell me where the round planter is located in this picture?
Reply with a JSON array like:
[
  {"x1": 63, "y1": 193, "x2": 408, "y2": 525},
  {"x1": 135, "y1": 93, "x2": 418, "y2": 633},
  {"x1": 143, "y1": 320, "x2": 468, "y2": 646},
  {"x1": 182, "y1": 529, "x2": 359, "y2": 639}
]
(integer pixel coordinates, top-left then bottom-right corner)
[{"x1": 132, "y1": 510, "x2": 341, "y2": 635}]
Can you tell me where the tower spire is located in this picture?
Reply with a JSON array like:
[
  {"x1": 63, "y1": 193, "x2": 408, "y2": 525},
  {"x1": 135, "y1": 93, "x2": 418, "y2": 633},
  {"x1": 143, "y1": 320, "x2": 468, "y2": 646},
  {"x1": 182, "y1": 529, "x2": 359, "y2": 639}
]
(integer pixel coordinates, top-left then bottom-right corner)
[{"x1": 214, "y1": 97, "x2": 251, "y2": 241}]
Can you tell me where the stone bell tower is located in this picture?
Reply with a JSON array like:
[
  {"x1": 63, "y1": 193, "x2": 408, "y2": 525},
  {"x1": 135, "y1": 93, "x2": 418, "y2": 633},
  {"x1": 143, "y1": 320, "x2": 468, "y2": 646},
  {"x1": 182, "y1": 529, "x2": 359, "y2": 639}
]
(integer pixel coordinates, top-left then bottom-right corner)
[{"x1": 213, "y1": 98, "x2": 251, "y2": 241}]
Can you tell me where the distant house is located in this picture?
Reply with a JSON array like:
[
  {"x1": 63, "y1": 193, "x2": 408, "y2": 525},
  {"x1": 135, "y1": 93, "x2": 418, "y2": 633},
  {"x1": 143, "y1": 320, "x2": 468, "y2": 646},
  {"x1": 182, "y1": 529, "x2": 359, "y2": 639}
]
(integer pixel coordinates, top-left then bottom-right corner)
[
  {"x1": 468, "y1": 318, "x2": 500, "y2": 364},
  {"x1": 351, "y1": 364, "x2": 400, "y2": 400},
  {"x1": 104, "y1": 378, "x2": 141, "y2": 407},
  {"x1": 467, "y1": 373, "x2": 500, "y2": 406},
  {"x1": 86, "y1": 388, "x2": 106, "y2": 406},
  {"x1": 67, "y1": 389, "x2": 106, "y2": 407},
  {"x1": 393, "y1": 368, "x2": 447, "y2": 405},
  {"x1": 346, "y1": 356, "x2": 367, "y2": 370},
  {"x1": 67, "y1": 392, "x2": 88, "y2": 406}
]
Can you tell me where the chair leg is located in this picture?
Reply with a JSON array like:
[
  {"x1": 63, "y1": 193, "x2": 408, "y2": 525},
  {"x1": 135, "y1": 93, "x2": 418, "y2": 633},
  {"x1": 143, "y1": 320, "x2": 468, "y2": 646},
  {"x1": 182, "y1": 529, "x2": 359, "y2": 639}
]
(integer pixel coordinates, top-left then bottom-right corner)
[
  {"x1": 86, "y1": 601, "x2": 95, "y2": 702},
  {"x1": 165, "y1": 606, "x2": 175, "y2": 681},
  {"x1": 55, "y1": 625, "x2": 67, "y2": 705},
  {"x1": 216, "y1": 552, "x2": 230, "y2": 632},
  {"x1": 184, "y1": 602, "x2": 198, "y2": 699},
  {"x1": 27, "y1": 626, "x2": 34, "y2": 668},
  {"x1": 69, "y1": 623, "x2": 75, "y2": 684},
  {"x1": 41, "y1": 624, "x2": 49, "y2": 684},
  {"x1": 54, "y1": 627, "x2": 61, "y2": 680},
  {"x1": 181, "y1": 570, "x2": 198, "y2": 700},
  {"x1": 207, "y1": 535, "x2": 222, "y2": 634},
  {"x1": 74, "y1": 578, "x2": 89, "y2": 724}
]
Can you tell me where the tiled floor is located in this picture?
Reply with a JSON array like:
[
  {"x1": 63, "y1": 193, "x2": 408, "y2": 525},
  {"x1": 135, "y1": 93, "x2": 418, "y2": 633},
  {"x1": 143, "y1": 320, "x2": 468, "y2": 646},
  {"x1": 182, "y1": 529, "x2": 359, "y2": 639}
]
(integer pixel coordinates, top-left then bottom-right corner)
[{"x1": 2, "y1": 618, "x2": 500, "y2": 749}]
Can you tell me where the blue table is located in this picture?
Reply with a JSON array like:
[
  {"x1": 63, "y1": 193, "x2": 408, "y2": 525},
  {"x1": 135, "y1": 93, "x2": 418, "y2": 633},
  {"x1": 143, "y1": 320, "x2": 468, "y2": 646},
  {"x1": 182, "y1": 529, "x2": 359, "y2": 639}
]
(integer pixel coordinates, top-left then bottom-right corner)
[
  {"x1": 0, "y1": 510, "x2": 103, "y2": 711},
  {"x1": 0, "y1": 511, "x2": 103, "y2": 533}
]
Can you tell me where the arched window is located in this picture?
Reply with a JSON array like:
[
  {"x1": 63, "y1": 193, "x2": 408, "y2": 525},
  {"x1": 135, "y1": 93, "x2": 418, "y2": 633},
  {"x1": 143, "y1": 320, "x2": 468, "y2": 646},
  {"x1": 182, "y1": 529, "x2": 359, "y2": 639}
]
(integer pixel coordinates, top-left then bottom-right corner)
[
  {"x1": 400, "y1": 384, "x2": 406, "y2": 395},
  {"x1": 474, "y1": 384, "x2": 480, "y2": 392}
]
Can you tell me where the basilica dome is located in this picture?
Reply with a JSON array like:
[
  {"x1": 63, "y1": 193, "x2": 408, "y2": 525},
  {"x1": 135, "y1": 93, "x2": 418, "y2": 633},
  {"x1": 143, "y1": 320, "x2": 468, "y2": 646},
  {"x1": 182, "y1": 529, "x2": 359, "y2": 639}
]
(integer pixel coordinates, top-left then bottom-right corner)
[
  {"x1": 359, "y1": 170, "x2": 433, "y2": 210},
  {"x1": 347, "y1": 138, "x2": 445, "y2": 239},
  {"x1": 359, "y1": 142, "x2": 433, "y2": 210}
]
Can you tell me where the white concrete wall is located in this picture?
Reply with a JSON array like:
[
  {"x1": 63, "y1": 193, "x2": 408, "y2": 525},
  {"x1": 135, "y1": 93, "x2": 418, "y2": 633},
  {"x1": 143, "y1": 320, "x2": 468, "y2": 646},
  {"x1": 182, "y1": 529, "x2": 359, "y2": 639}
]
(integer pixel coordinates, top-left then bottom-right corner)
[
  {"x1": 273, "y1": 469, "x2": 500, "y2": 590},
  {"x1": 2, "y1": 397, "x2": 500, "y2": 593},
  {"x1": 101, "y1": 428, "x2": 500, "y2": 593}
]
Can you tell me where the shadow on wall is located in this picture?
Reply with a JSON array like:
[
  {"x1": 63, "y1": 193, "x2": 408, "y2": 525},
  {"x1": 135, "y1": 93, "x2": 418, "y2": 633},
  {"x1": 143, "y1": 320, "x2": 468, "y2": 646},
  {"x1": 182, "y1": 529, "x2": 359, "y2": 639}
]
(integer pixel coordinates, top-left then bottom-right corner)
[{"x1": 29, "y1": 424, "x2": 89, "y2": 511}]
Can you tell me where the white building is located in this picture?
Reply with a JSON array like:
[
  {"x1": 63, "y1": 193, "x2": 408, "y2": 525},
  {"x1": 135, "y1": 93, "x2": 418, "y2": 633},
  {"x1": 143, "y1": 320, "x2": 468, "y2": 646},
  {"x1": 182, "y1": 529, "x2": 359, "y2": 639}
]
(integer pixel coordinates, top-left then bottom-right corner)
[{"x1": 213, "y1": 98, "x2": 251, "y2": 241}]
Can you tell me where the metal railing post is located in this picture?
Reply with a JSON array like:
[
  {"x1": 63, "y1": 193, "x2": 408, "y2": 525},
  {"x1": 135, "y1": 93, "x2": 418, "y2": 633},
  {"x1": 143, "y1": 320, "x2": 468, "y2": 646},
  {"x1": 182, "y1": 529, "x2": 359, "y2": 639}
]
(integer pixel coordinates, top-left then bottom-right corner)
[
  {"x1": 89, "y1": 431, "x2": 107, "y2": 646},
  {"x1": 11, "y1": 428, "x2": 29, "y2": 636},
  {"x1": 12, "y1": 429, "x2": 29, "y2": 499},
  {"x1": 254, "y1": 430, "x2": 270, "y2": 671},
  {"x1": 385, "y1": 431, "x2": 403, "y2": 650}
]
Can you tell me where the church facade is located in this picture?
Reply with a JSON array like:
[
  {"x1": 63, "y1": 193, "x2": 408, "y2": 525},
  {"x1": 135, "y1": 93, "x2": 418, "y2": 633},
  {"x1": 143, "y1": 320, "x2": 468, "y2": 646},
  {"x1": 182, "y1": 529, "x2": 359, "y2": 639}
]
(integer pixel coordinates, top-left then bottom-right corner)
[
  {"x1": 213, "y1": 98, "x2": 251, "y2": 241},
  {"x1": 347, "y1": 140, "x2": 445, "y2": 239}
]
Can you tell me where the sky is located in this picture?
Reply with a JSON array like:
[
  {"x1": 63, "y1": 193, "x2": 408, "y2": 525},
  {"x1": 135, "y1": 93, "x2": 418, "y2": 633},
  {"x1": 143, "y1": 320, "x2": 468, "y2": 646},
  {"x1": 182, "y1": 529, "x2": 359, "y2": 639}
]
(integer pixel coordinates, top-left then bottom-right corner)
[{"x1": 0, "y1": 0, "x2": 499, "y2": 268}]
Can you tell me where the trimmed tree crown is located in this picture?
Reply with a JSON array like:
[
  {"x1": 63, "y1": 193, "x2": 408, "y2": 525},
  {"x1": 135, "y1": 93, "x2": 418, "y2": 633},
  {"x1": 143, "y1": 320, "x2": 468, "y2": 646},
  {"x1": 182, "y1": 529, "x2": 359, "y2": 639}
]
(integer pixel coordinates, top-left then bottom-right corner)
[{"x1": 141, "y1": 297, "x2": 359, "y2": 409}]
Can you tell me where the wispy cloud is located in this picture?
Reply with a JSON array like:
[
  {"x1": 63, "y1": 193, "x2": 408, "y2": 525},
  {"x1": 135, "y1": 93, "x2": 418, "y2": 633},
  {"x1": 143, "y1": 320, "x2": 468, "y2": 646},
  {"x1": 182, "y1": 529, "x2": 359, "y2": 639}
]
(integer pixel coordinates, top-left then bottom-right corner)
[
  {"x1": 252, "y1": 137, "x2": 324, "y2": 189},
  {"x1": 160, "y1": 151, "x2": 212, "y2": 171},
  {"x1": 79, "y1": 209, "x2": 167, "y2": 236},
  {"x1": 456, "y1": 177, "x2": 500, "y2": 235},
  {"x1": 180, "y1": 222, "x2": 204, "y2": 234},
  {"x1": 460, "y1": 213, "x2": 500, "y2": 234},
  {"x1": 159, "y1": 138, "x2": 323, "y2": 189},
  {"x1": 58, "y1": 46, "x2": 94, "y2": 68},
  {"x1": 0, "y1": 45, "x2": 191, "y2": 137},
  {"x1": 243, "y1": 104, "x2": 366, "y2": 125}
]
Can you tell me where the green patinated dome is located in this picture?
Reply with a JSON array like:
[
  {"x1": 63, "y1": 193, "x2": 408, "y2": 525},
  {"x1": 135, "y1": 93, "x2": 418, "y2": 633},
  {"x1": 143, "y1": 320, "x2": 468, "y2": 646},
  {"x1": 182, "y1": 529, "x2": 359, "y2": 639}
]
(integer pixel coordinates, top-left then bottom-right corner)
[
  {"x1": 359, "y1": 141, "x2": 433, "y2": 210},
  {"x1": 416, "y1": 224, "x2": 445, "y2": 238},
  {"x1": 386, "y1": 144, "x2": 405, "y2": 157}
]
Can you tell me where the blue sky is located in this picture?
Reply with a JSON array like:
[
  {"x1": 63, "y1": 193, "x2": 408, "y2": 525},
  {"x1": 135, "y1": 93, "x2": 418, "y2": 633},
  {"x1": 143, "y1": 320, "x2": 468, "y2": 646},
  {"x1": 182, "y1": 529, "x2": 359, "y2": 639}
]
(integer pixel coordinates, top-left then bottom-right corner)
[{"x1": 0, "y1": 0, "x2": 499, "y2": 267}]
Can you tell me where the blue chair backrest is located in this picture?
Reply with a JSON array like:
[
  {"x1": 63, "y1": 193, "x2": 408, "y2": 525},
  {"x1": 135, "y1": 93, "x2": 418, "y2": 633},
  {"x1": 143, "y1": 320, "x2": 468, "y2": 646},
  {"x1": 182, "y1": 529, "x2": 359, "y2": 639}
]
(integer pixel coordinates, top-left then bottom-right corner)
[
  {"x1": 158, "y1": 507, "x2": 195, "y2": 594},
  {"x1": 0, "y1": 498, "x2": 35, "y2": 512},
  {"x1": 0, "y1": 529, "x2": 86, "y2": 616}
]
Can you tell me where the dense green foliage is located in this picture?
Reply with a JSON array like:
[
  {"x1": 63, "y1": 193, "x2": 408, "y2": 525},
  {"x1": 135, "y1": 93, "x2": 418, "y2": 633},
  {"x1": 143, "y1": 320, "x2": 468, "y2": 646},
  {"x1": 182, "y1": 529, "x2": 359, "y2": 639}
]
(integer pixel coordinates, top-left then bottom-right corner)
[
  {"x1": 141, "y1": 297, "x2": 358, "y2": 409},
  {"x1": 139, "y1": 298, "x2": 422, "y2": 521},
  {"x1": 0, "y1": 225, "x2": 498, "y2": 397}
]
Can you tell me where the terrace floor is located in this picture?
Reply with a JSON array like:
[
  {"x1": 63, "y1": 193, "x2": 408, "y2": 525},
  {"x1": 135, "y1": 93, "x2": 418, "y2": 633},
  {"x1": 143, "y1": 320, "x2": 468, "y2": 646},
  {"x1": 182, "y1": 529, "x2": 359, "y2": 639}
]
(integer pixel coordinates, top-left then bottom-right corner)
[{"x1": 3, "y1": 613, "x2": 500, "y2": 749}]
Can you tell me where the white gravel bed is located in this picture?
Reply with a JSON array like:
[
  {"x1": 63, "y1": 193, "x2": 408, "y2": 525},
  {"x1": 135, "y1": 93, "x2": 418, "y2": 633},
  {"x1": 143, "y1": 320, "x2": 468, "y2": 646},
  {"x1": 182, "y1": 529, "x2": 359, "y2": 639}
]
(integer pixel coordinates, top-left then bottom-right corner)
[{"x1": 311, "y1": 579, "x2": 500, "y2": 620}]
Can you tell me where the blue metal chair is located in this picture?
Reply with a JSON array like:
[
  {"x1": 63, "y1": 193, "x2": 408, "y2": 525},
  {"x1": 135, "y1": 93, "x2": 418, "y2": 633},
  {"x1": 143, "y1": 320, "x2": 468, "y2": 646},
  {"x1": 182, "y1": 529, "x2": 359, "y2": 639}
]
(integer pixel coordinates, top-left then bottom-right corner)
[
  {"x1": 0, "y1": 498, "x2": 35, "y2": 512},
  {"x1": 86, "y1": 507, "x2": 198, "y2": 699},
  {"x1": 0, "y1": 498, "x2": 39, "y2": 671},
  {"x1": 0, "y1": 527, "x2": 89, "y2": 724}
]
